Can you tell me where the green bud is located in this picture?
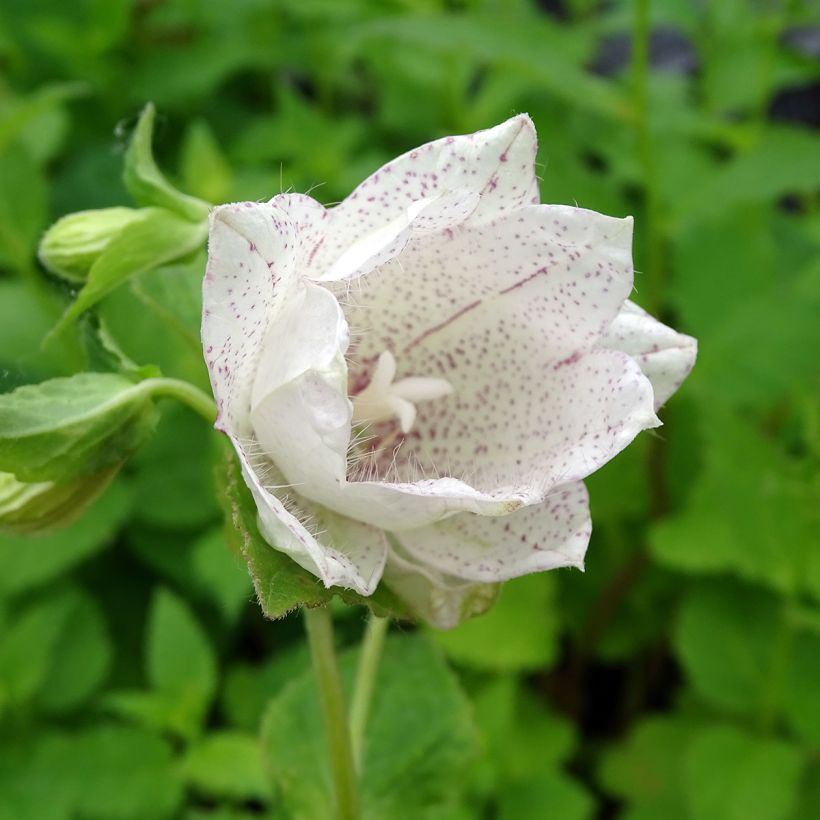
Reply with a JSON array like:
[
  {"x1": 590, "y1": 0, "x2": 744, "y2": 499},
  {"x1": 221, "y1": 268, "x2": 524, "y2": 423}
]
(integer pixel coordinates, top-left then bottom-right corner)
[
  {"x1": 0, "y1": 373, "x2": 158, "y2": 484},
  {"x1": 38, "y1": 207, "x2": 148, "y2": 282},
  {"x1": 0, "y1": 467, "x2": 118, "y2": 534}
]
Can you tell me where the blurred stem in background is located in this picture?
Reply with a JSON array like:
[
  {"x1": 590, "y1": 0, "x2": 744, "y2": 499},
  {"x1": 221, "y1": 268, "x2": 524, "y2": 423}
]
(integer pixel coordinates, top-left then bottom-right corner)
[{"x1": 303, "y1": 606, "x2": 360, "y2": 820}]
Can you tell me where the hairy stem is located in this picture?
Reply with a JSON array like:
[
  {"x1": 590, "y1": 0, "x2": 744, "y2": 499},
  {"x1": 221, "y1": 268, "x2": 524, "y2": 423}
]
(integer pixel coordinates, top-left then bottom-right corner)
[{"x1": 303, "y1": 607, "x2": 360, "y2": 820}]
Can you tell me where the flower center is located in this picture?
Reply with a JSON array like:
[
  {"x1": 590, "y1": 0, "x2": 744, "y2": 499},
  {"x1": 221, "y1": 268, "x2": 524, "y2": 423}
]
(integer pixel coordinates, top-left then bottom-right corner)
[{"x1": 351, "y1": 350, "x2": 453, "y2": 434}]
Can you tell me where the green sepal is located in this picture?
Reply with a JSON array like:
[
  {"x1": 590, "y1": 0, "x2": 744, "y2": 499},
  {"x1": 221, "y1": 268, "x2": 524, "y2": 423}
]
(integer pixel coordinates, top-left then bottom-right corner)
[
  {"x1": 217, "y1": 445, "x2": 409, "y2": 621},
  {"x1": 123, "y1": 103, "x2": 210, "y2": 222}
]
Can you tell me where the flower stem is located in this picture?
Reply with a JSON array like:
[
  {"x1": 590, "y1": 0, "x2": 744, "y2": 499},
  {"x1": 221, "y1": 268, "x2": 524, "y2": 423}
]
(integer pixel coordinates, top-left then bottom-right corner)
[
  {"x1": 141, "y1": 377, "x2": 217, "y2": 424},
  {"x1": 349, "y1": 614, "x2": 389, "y2": 770},
  {"x1": 303, "y1": 606, "x2": 360, "y2": 820}
]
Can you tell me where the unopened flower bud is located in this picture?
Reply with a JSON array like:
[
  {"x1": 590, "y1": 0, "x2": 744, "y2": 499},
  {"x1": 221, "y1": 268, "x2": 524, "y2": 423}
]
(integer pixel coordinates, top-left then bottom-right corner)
[{"x1": 38, "y1": 207, "x2": 147, "y2": 282}]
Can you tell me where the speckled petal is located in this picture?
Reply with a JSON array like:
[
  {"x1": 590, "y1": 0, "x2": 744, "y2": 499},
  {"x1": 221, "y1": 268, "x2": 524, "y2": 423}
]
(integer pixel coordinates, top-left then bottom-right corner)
[
  {"x1": 235, "y1": 440, "x2": 387, "y2": 595},
  {"x1": 392, "y1": 481, "x2": 591, "y2": 583},
  {"x1": 246, "y1": 275, "x2": 536, "y2": 531},
  {"x1": 391, "y1": 347, "x2": 660, "y2": 497},
  {"x1": 303, "y1": 114, "x2": 539, "y2": 279},
  {"x1": 203, "y1": 196, "x2": 331, "y2": 436},
  {"x1": 345, "y1": 204, "x2": 634, "y2": 374},
  {"x1": 600, "y1": 300, "x2": 698, "y2": 408}
]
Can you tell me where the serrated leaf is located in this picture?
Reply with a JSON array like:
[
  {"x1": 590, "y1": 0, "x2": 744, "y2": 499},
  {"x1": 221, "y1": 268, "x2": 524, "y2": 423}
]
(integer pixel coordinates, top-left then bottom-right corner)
[
  {"x1": 124, "y1": 103, "x2": 210, "y2": 221},
  {"x1": 0, "y1": 373, "x2": 157, "y2": 484},
  {"x1": 54, "y1": 206, "x2": 207, "y2": 331},
  {"x1": 261, "y1": 634, "x2": 478, "y2": 820}
]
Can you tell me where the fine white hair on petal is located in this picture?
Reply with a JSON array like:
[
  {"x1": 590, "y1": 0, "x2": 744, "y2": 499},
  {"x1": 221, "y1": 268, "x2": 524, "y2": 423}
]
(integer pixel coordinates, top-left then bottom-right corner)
[
  {"x1": 600, "y1": 300, "x2": 698, "y2": 409},
  {"x1": 234, "y1": 437, "x2": 388, "y2": 596}
]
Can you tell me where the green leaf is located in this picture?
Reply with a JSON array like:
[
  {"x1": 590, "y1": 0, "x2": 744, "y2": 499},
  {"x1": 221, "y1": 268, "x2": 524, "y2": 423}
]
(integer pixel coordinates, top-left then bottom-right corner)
[
  {"x1": 0, "y1": 480, "x2": 131, "y2": 599},
  {"x1": 599, "y1": 716, "x2": 700, "y2": 820},
  {"x1": 674, "y1": 580, "x2": 780, "y2": 718},
  {"x1": 146, "y1": 588, "x2": 218, "y2": 738},
  {"x1": 123, "y1": 103, "x2": 210, "y2": 221},
  {"x1": 651, "y1": 412, "x2": 820, "y2": 601},
  {"x1": 469, "y1": 676, "x2": 575, "y2": 799},
  {"x1": 131, "y1": 403, "x2": 220, "y2": 530},
  {"x1": 0, "y1": 373, "x2": 157, "y2": 483},
  {"x1": 0, "y1": 83, "x2": 86, "y2": 156},
  {"x1": 497, "y1": 772, "x2": 594, "y2": 820},
  {"x1": 261, "y1": 634, "x2": 478, "y2": 819},
  {"x1": 431, "y1": 573, "x2": 559, "y2": 671},
  {"x1": 221, "y1": 645, "x2": 310, "y2": 732},
  {"x1": 74, "y1": 724, "x2": 183, "y2": 820},
  {"x1": 181, "y1": 731, "x2": 270, "y2": 801},
  {"x1": 673, "y1": 127, "x2": 820, "y2": 226},
  {"x1": 0, "y1": 591, "x2": 73, "y2": 711},
  {"x1": 34, "y1": 588, "x2": 112, "y2": 714},
  {"x1": 683, "y1": 724, "x2": 804, "y2": 820},
  {"x1": 0, "y1": 145, "x2": 46, "y2": 274},
  {"x1": 54, "y1": 206, "x2": 207, "y2": 331}
]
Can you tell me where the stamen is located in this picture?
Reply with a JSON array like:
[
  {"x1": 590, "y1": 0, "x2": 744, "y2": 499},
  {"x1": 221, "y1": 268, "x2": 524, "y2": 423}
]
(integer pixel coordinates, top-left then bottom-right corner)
[{"x1": 351, "y1": 350, "x2": 453, "y2": 433}]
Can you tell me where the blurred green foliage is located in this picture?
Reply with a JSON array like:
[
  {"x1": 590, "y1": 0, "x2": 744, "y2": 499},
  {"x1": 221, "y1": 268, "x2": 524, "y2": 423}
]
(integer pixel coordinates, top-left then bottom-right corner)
[{"x1": 1, "y1": 0, "x2": 819, "y2": 818}]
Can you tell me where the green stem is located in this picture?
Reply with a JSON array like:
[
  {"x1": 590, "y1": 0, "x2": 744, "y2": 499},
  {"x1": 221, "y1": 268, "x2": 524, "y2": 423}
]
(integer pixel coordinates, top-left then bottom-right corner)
[
  {"x1": 141, "y1": 377, "x2": 217, "y2": 424},
  {"x1": 349, "y1": 614, "x2": 389, "y2": 770},
  {"x1": 303, "y1": 607, "x2": 360, "y2": 820}
]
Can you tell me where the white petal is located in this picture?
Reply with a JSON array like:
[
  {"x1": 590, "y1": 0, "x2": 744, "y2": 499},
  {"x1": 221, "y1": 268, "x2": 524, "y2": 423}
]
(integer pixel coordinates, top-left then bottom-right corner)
[
  {"x1": 392, "y1": 482, "x2": 591, "y2": 583},
  {"x1": 382, "y1": 541, "x2": 499, "y2": 630},
  {"x1": 375, "y1": 346, "x2": 659, "y2": 501},
  {"x1": 234, "y1": 438, "x2": 387, "y2": 595},
  {"x1": 305, "y1": 115, "x2": 538, "y2": 279},
  {"x1": 202, "y1": 201, "x2": 297, "y2": 436},
  {"x1": 344, "y1": 204, "x2": 634, "y2": 373},
  {"x1": 600, "y1": 300, "x2": 698, "y2": 408}
]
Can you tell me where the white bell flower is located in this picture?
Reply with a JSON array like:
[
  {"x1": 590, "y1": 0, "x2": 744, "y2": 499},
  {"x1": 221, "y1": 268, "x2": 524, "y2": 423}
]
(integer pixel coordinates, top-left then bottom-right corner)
[{"x1": 201, "y1": 115, "x2": 696, "y2": 628}]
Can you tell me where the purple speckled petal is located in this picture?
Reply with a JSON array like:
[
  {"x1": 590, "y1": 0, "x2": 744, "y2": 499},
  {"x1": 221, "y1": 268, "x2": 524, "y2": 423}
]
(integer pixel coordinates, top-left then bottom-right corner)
[
  {"x1": 391, "y1": 481, "x2": 591, "y2": 583},
  {"x1": 303, "y1": 114, "x2": 539, "y2": 279},
  {"x1": 600, "y1": 300, "x2": 698, "y2": 408},
  {"x1": 203, "y1": 195, "x2": 331, "y2": 435},
  {"x1": 343, "y1": 204, "x2": 634, "y2": 374},
  {"x1": 236, "y1": 440, "x2": 387, "y2": 595}
]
